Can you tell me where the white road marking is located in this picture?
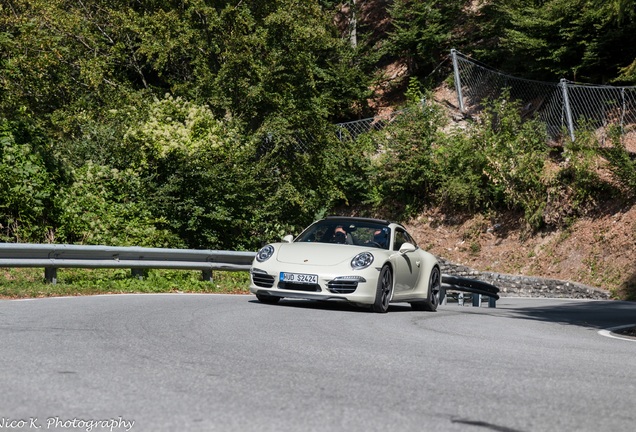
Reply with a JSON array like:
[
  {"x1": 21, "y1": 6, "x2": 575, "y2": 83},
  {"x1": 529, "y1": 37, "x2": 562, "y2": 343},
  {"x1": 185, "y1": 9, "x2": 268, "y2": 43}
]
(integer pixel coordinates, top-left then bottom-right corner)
[{"x1": 598, "y1": 325, "x2": 636, "y2": 342}]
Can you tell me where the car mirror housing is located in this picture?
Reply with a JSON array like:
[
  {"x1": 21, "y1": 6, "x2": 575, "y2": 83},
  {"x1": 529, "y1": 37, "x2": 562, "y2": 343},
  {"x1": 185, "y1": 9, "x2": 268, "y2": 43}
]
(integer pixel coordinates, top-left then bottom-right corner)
[
  {"x1": 282, "y1": 234, "x2": 294, "y2": 243},
  {"x1": 399, "y1": 242, "x2": 417, "y2": 254}
]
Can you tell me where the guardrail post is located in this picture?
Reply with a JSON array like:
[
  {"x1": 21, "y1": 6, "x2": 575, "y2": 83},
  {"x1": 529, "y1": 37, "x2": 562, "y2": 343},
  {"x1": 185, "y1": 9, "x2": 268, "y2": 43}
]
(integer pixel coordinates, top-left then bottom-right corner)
[
  {"x1": 131, "y1": 269, "x2": 144, "y2": 280},
  {"x1": 472, "y1": 293, "x2": 482, "y2": 307},
  {"x1": 45, "y1": 267, "x2": 57, "y2": 284},
  {"x1": 202, "y1": 270, "x2": 213, "y2": 282},
  {"x1": 488, "y1": 296, "x2": 497, "y2": 308}
]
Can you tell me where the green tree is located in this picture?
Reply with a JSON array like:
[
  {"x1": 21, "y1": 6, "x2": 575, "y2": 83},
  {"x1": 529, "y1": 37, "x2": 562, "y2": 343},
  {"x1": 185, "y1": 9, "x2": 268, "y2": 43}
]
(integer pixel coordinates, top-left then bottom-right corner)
[
  {"x1": 55, "y1": 162, "x2": 180, "y2": 247},
  {"x1": 384, "y1": 0, "x2": 466, "y2": 76},
  {"x1": 0, "y1": 121, "x2": 55, "y2": 242},
  {"x1": 470, "y1": 93, "x2": 550, "y2": 228},
  {"x1": 477, "y1": 0, "x2": 636, "y2": 83}
]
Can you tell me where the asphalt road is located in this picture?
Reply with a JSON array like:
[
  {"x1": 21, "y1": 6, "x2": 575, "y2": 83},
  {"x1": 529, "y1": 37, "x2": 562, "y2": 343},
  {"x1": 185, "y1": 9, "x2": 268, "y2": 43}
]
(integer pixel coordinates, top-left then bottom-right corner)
[{"x1": 1, "y1": 294, "x2": 635, "y2": 432}]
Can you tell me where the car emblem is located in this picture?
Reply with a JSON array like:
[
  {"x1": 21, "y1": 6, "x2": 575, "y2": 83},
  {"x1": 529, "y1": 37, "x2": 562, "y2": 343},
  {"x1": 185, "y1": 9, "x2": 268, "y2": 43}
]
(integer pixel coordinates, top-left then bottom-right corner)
[{"x1": 304, "y1": 259, "x2": 309, "y2": 262}]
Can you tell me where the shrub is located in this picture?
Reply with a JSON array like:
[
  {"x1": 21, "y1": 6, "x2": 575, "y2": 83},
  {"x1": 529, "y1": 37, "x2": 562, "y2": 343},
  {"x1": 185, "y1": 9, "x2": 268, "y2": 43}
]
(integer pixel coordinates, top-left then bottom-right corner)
[
  {"x1": 471, "y1": 94, "x2": 550, "y2": 229},
  {"x1": 0, "y1": 122, "x2": 55, "y2": 242},
  {"x1": 600, "y1": 126, "x2": 636, "y2": 197},
  {"x1": 55, "y1": 162, "x2": 181, "y2": 247},
  {"x1": 366, "y1": 96, "x2": 447, "y2": 218}
]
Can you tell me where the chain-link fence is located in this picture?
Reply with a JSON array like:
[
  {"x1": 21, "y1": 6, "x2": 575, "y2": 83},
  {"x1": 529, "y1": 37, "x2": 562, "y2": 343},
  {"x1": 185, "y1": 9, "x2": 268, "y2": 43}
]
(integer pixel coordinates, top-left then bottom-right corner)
[
  {"x1": 284, "y1": 110, "x2": 407, "y2": 153},
  {"x1": 334, "y1": 110, "x2": 404, "y2": 142},
  {"x1": 289, "y1": 50, "x2": 636, "y2": 153},
  {"x1": 451, "y1": 49, "x2": 636, "y2": 147}
]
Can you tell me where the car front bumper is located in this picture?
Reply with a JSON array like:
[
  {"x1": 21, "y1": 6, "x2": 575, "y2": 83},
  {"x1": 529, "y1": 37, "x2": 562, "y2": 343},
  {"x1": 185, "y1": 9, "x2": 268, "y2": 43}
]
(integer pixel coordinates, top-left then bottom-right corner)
[{"x1": 249, "y1": 265, "x2": 381, "y2": 305}]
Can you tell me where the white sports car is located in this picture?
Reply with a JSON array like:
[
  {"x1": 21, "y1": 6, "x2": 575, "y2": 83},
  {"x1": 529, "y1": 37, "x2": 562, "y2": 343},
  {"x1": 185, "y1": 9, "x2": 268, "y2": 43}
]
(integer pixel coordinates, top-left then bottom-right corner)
[{"x1": 249, "y1": 216, "x2": 441, "y2": 313}]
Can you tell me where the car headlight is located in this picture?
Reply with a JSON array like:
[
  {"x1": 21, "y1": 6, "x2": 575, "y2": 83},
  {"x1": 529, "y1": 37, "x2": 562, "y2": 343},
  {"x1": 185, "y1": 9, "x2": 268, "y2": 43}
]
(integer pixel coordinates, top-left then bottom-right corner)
[
  {"x1": 256, "y1": 245, "x2": 275, "y2": 262},
  {"x1": 351, "y1": 252, "x2": 374, "y2": 269}
]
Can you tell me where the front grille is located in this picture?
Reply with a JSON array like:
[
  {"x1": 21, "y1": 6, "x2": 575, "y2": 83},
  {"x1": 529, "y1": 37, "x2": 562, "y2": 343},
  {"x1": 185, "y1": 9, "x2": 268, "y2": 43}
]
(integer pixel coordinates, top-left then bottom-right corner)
[
  {"x1": 252, "y1": 273, "x2": 275, "y2": 288},
  {"x1": 327, "y1": 280, "x2": 359, "y2": 294},
  {"x1": 278, "y1": 281, "x2": 322, "y2": 292}
]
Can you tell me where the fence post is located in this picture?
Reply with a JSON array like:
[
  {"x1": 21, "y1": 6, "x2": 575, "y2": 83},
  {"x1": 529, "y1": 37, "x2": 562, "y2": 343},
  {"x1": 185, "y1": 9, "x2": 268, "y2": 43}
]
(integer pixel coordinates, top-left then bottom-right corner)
[
  {"x1": 451, "y1": 49, "x2": 465, "y2": 113},
  {"x1": 621, "y1": 87, "x2": 626, "y2": 133},
  {"x1": 560, "y1": 79, "x2": 576, "y2": 141}
]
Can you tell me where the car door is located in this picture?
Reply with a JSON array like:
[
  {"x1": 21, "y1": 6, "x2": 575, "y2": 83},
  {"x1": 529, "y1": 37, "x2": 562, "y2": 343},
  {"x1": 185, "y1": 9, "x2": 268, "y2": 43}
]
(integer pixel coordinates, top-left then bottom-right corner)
[{"x1": 391, "y1": 228, "x2": 421, "y2": 294}]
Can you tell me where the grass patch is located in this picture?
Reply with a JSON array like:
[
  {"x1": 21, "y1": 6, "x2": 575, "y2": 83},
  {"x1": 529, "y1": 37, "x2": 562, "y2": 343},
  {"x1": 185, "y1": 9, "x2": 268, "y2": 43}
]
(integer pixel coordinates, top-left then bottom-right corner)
[{"x1": 0, "y1": 268, "x2": 251, "y2": 299}]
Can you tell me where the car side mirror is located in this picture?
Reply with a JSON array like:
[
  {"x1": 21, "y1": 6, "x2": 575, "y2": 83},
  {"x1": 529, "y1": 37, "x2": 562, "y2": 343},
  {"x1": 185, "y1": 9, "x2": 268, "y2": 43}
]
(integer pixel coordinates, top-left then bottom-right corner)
[
  {"x1": 282, "y1": 234, "x2": 294, "y2": 243},
  {"x1": 399, "y1": 242, "x2": 417, "y2": 254}
]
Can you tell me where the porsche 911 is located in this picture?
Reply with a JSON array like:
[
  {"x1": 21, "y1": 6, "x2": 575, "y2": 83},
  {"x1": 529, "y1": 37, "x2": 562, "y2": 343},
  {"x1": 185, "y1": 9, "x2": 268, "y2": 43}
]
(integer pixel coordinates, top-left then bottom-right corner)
[{"x1": 249, "y1": 216, "x2": 441, "y2": 313}]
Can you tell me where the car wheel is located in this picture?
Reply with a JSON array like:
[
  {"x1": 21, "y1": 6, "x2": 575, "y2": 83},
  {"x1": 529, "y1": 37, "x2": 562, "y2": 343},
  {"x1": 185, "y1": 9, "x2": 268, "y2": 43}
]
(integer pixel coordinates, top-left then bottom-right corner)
[
  {"x1": 411, "y1": 265, "x2": 441, "y2": 312},
  {"x1": 256, "y1": 293, "x2": 281, "y2": 304},
  {"x1": 372, "y1": 265, "x2": 393, "y2": 313}
]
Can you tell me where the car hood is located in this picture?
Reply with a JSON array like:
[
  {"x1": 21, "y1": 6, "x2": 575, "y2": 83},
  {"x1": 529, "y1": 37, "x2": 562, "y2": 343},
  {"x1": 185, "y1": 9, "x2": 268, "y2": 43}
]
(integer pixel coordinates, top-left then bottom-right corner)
[{"x1": 275, "y1": 242, "x2": 372, "y2": 266}]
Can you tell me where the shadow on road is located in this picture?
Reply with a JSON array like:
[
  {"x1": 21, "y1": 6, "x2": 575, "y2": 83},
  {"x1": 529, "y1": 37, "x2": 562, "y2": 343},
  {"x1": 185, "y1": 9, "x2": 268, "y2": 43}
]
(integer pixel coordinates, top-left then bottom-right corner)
[
  {"x1": 498, "y1": 299, "x2": 636, "y2": 330},
  {"x1": 248, "y1": 298, "x2": 415, "y2": 313}
]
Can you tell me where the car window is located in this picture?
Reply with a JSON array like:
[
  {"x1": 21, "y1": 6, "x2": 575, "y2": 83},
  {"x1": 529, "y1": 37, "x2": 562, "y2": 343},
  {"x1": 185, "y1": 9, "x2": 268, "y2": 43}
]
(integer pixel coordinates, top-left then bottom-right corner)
[
  {"x1": 295, "y1": 220, "x2": 391, "y2": 249},
  {"x1": 393, "y1": 228, "x2": 416, "y2": 251}
]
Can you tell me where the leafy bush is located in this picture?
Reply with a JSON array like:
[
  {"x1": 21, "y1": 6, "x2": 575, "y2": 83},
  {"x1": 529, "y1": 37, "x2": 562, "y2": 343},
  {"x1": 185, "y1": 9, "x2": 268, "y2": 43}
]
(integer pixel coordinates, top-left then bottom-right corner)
[
  {"x1": 55, "y1": 162, "x2": 181, "y2": 247},
  {"x1": 470, "y1": 94, "x2": 550, "y2": 229},
  {"x1": 0, "y1": 122, "x2": 55, "y2": 242},
  {"x1": 600, "y1": 127, "x2": 636, "y2": 197},
  {"x1": 432, "y1": 132, "x2": 489, "y2": 211},
  {"x1": 543, "y1": 130, "x2": 617, "y2": 227},
  {"x1": 365, "y1": 95, "x2": 447, "y2": 218}
]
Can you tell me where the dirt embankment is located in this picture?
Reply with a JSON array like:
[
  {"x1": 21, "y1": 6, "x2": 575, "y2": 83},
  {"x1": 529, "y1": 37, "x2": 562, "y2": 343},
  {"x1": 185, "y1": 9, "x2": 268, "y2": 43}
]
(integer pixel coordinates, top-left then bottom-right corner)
[{"x1": 404, "y1": 207, "x2": 636, "y2": 300}]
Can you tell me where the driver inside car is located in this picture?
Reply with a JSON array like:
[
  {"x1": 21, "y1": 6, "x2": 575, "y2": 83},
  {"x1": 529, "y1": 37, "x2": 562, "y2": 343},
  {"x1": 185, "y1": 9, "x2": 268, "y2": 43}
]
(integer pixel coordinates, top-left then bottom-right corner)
[{"x1": 332, "y1": 226, "x2": 348, "y2": 244}]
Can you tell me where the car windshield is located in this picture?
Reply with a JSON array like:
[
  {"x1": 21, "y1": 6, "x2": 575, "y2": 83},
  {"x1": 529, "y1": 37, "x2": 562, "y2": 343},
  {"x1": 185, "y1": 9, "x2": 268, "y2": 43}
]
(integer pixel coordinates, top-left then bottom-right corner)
[{"x1": 295, "y1": 219, "x2": 391, "y2": 250}]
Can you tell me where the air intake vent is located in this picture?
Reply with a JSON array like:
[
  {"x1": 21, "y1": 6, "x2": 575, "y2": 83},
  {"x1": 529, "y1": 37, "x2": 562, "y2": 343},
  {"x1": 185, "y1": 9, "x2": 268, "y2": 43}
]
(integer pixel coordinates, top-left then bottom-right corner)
[
  {"x1": 327, "y1": 279, "x2": 359, "y2": 294},
  {"x1": 278, "y1": 281, "x2": 321, "y2": 292},
  {"x1": 251, "y1": 272, "x2": 275, "y2": 288}
]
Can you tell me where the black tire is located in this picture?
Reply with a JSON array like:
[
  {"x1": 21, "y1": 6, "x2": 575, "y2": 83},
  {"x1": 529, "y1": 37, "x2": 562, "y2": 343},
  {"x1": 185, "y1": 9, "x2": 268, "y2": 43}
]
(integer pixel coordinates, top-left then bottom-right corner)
[
  {"x1": 372, "y1": 265, "x2": 393, "y2": 313},
  {"x1": 256, "y1": 293, "x2": 281, "y2": 304},
  {"x1": 411, "y1": 265, "x2": 441, "y2": 312}
]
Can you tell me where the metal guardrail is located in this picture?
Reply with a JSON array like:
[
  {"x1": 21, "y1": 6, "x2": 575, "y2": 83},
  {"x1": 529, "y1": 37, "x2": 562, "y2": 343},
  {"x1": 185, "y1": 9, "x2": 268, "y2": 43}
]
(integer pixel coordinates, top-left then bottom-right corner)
[
  {"x1": 0, "y1": 244, "x2": 500, "y2": 307},
  {"x1": 441, "y1": 274, "x2": 500, "y2": 308},
  {"x1": 0, "y1": 243, "x2": 255, "y2": 284}
]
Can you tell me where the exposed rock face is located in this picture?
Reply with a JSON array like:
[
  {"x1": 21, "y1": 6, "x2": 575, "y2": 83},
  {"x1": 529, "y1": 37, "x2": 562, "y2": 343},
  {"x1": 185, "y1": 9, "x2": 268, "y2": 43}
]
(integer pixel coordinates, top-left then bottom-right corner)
[{"x1": 439, "y1": 257, "x2": 611, "y2": 300}]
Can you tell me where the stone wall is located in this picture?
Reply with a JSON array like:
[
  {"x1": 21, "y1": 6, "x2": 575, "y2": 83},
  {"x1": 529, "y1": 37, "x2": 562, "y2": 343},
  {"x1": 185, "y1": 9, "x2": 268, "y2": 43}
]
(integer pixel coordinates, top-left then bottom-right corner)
[{"x1": 437, "y1": 257, "x2": 611, "y2": 300}]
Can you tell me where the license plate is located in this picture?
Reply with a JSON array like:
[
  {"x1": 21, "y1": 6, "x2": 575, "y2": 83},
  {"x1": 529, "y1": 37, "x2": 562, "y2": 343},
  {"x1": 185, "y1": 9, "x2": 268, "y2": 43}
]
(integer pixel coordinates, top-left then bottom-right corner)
[{"x1": 280, "y1": 272, "x2": 318, "y2": 284}]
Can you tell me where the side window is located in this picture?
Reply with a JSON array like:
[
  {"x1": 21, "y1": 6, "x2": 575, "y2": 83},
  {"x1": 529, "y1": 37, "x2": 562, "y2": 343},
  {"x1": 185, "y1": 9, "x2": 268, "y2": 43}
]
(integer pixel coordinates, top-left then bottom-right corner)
[
  {"x1": 393, "y1": 230, "x2": 406, "y2": 251},
  {"x1": 393, "y1": 229, "x2": 417, "y2": 251},
  {"x1": 404, "y1": 231, "x2": 416, "y2": 247}
]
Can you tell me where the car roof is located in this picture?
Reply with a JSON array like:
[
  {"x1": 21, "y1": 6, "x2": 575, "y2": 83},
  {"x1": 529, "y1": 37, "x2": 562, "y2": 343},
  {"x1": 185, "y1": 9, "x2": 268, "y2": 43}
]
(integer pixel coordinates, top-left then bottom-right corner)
[{"x1": 323, "y1": 216, "x2": 402, "y2": 228}]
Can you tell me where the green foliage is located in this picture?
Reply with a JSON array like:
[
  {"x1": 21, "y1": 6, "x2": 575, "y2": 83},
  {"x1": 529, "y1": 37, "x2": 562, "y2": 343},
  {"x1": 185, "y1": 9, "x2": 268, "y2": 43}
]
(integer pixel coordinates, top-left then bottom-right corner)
[
  {"x1": 365, "y1": 97, "x2": 447, "y2": 218},
  {"x1": 600, "y1": 127, "x2": 636, "y2": 197},
  {"x1": 0, "y1": 122, "x2": 55, "y2": 241},
  {"x1": 0, "y1": 268, "x2": 250, "y2": 298},
  {"x1": 1, "y1": 0, "x2": 636, "y2": 259},
  {"x1": 385, "y1": 0, "x2": 466, "y2": 75},
  {"x1": 477, "y1": 0, "x2": 636, "y2": 83},
  {"x1": 542, "y1": 131, "x2": 616, "y2": 227},
  {"x1": 470, "y1": 94, "x2": 550, "y2": 228},
  {"x1": 248, "y1": 119, "x2": 347, "y2": 243},
  {"x1": 55, "y1": 162, "x2": 180, "y2": 247},
  {"x1": 432, "y1": 132, "x2": 489, "y2": 211},
  {"x1": 120, "y1": 95, "x2": 257, "y2": 249}
]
